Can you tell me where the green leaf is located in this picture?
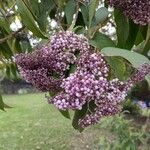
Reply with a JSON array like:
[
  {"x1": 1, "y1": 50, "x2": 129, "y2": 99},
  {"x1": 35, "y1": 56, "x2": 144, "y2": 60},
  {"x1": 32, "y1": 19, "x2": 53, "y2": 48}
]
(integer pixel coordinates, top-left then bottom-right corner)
[
  {"x1": 16, "y1": 0, "x2": 47, "y2": 38},
  {"x1": 142, "y1": 37, "x2": 150, "y2": 56},
  {"x1": 72, "y1": 103, "x2": 88, "y2": 132},
  {"x1": 90, "y1": 32, "x2": 115, "y2": 49},
  {"x1": 37, "y1": 0, "x2": 55, "y2": 32},
  {"x1": 142, "y1": 24, "x2": 150, "y2": 56},
  {"x1": 0, "y1": 94, "x2": 4, "y2": 111},
  {"x1": 55, "y1": 0, "x2": 65, "y2": 8},
  {"x1": 80, "y1": 3, "x2": 89, "y2": 26},
  {"x1": 58, "y1": 109, "x2": 70, "y2": 119},
  {"x1": 114, "y1": 9, "x2": 129, "y2": 48},
  {"x1": 95, "y1": 7, "x2": 109, "y2": 25},
  {"x1": 10, "y1": 64, "x2": 17, "y2": 79},
  {"x1": 134, "y1": 30, "x2": 144, "y2": 46},
  {"x1": 20, "y1": 40, "x2": 32, "y2": 53},
  {"x1": 145, "y1": 74, "x2": 150, "y2": 87},
  {"x1": 12, "y1": 39, "x2": 22, "y2": 53},
  {"x1": 75, "y1": 12, "x2": 85, "y2": 27},
  {"x1": 0, "y1": 17, "x2": 11, "y2": 33},
  {"x1": 0, "y1": 41, "x2": 13, "y2": 59},
  {"x1": 101, "y1": 47, "x2": 150, "y2": 68},
  {"x1": 49, "y1": 91, "x2": 71, "y2": 119},
  {"x1": 135, "y1": 26, "x2": 147, "y2": 46},
  {"x1": 88, "y1": 0, "x2": 99, "y2": 28},
  {"x1": 125, "y1": 20, "x2": 139, "y2": 49},
  {"x1": 69, "y1": 64, "x2": 77, "y2": 74},
  {"x1": 65, "y1": 0, "x2": 76, "y2": 25},
  {"x1": 6, "y1": 65, "x2": 11, "y2": 78},
  {"x1": 73, "y1": 26, "x2": 85, "y2": 34},
  {"x1": 107, "y1": 57, "x2": 126, "y2": 80}
]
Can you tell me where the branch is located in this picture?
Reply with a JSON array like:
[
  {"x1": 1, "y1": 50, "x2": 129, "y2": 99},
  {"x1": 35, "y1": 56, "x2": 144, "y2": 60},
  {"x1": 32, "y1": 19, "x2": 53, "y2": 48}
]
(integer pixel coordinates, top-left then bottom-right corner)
[{"x1": 0, "y1": 26, "x2": 25, "y2": 44}]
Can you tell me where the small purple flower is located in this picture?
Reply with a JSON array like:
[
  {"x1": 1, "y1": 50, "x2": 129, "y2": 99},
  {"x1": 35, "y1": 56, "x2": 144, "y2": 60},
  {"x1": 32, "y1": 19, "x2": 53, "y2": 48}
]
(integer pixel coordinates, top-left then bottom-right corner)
[{"x1": 110, "y1": 0, "x2": 150, "y2": 25}]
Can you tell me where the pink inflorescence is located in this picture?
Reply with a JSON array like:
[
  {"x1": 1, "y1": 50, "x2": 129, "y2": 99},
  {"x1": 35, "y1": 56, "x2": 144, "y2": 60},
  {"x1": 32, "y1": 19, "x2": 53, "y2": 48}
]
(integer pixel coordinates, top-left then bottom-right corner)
[
  {"x1": 15, "y1": 31, "x2": 90, "y2": 92},
  {"x1": 15, "y1": 31, "x2": 150, "y2": 128},
  {"x1": 110, "y1": 0, "x2": 150, "y2": 25}
]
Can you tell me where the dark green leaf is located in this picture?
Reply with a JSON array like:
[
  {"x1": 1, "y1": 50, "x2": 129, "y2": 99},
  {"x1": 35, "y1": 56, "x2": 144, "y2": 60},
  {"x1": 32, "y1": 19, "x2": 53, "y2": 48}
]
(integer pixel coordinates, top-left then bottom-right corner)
[
  {"x1": 0, "y1": 41, "x2": 13, "y2": 59},
  {"x1": 142, "y1": 24, "x2": 150, "y2": 56},
  {"x1": 55, "y1": 0, "x2": 65, "y2": 8},
  {"x1": 135, "y1": 26, "x2": 147, "y2": 46},
  {"x1": 65, "y1": 0, "x2": 76, "y2": 25},
  {"x1": 114, "y1": 9, "x2": 129, "y2": 48},
  {"x1": 29, "y1": 0, "x2": 39, "y2": 18},
  {"x1": 20, "y1": 40, "x2": 32, "y2": 53},
  {"x1": 37, "y1": 0, "x2": 55, "y2": 32},
  {"x1": 49, "y1": 91, "x2": 57, "y2": 97},
  {"x1": 11, "y1": 64, "x2": 17, "y2": 79},
  {"x1": 80, "y1": 3, "x2": 89, "y2": 26},
  {"x1": 49, "y1": 8, "x2": 57, "y2": 19},
  {"x1": 95, "y1": 7, "x2": 109, "y2": 25},
  {"x1": 12, "y1": 39, "x2": 22, "y2": 53},
  {"x1": 0, "y1": 17, "x2": 11, "y2": 33},
  {"x1": 88, "y1": 0, "x2": 99, "y2": 27},
  {"x1": 73, "y1": 26, "x2": 85, "y2": 34},
  {"x1": 69, "y1": 64, "x2": 77, "y2": 74},
  {"x1": 140, "y1": 25, "x2": 148, "y2": 39},
  {"x1": 107, "y1": 57, "x2": 126, "y2": 80},
  {"x1": 16, "y1": 0, "x2": 47, "y2": 38},
  {"x1": 6, "y1": 65, "x2": 11, "y2": 78},
  {"x1": 75, "y1": 12, "x2": 85, "y2": 27},
  {"x1": 135, "y1": 30, "x2": 144, "y2": 46},
  {"x1": 101, "y1": 47, "x2": 150, "y2": 68},
  {"x1": 88, "y1": 100, "x2": 97, "y2": 112},
  {"x1": 58, "y1": 109, "x2": 71, "y2": 119},
  {"x1": 72, "y1": 103, "x2": 88, "y2": 132},
  {"x1": 125, "y1": 20, "x2": 139, "y2": 49},
  {"x1": 142, "y1": 37, "x2": 150, "y2": 56},
  {"x1": 90, "y1": 32, "x2": 115, "y2": 49}
]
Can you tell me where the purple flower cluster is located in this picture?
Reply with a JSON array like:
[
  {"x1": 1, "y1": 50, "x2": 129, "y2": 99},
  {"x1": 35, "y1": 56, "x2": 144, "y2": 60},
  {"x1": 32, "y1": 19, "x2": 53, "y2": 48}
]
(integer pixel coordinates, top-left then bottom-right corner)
[
  {"x1": 51, "y1": 31, "x2": 90, "y2": 54},
  {"x1": 15, "y1": 31, "x2": 150, "y2": 128},
  {"x1": 110, "y1": 0, "x2": 150, "y2": 25},
  {"x1": 49, "y1": 53, "x2": 109, "y2": 110},
  {"x1": 49, "y1": 51, "x2": 150, "y2": 128},
  {"x1": 15, "y1": 31, "x2": 90, "y2": 92},
  {"x1": 79, "y1": 63, "x2": 150, "y2": 128}
]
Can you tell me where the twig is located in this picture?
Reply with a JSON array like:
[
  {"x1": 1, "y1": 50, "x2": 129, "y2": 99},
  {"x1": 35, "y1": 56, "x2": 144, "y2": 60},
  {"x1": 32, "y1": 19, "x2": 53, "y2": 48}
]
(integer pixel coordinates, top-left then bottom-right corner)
[{"x1": 0, "y1": 26, "x2": 25, "y2": 44}]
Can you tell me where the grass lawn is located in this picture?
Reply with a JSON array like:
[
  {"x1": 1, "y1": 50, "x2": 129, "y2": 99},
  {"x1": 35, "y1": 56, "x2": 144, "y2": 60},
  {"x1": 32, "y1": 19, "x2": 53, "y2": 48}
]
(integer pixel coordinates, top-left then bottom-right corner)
[
  {"x1": 0, "y1": 93, "x2": 149, "y2": 150},
  {"x1": 0, "y1": 93, "x2": 103, "y2": 150}
]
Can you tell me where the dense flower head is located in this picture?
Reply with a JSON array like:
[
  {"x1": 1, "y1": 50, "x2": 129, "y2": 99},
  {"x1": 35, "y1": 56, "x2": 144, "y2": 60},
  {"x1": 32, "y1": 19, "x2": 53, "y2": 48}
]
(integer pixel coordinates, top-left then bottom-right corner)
[
  {"x1": 78, "y1": 63, "x2": 150, "y2": 128},
  {"x1": 49, "y1": 51, "x2": 150, "y2": 128},
  {"x1": 15, "y1": 31, "x2": 150, "y2": 129},
  {"x1": 20, "y1": 68, "x2": 62, "y2": 92},
  {"x1": 79, "y1": 104, "x2": 121, "y2": 128},
  {"x1": 110, "y1": 0, "x2": 150, "y2": 25},
  {"x1": 130, "y1": 63, "x2": 150, "y2": 83},
  {"x1": 15, "y1": 31, "x2": 90, "y2": 92},
  {"x1": 51, "y1": 31, "x2": 90, "y2": 54},
  {"x1": 49, "y1": 70, "x2": 108, "y2": 110},
  {"x1": 78, "y1": 53, "x2": 109, "y2": 77}
]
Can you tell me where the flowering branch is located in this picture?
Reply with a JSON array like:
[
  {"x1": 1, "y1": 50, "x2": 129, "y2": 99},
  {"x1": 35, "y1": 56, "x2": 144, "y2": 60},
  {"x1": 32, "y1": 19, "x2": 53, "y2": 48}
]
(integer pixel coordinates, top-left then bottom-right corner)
[{"x1": 15, "y1": 31, "x2": 150, "y2": 129}]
